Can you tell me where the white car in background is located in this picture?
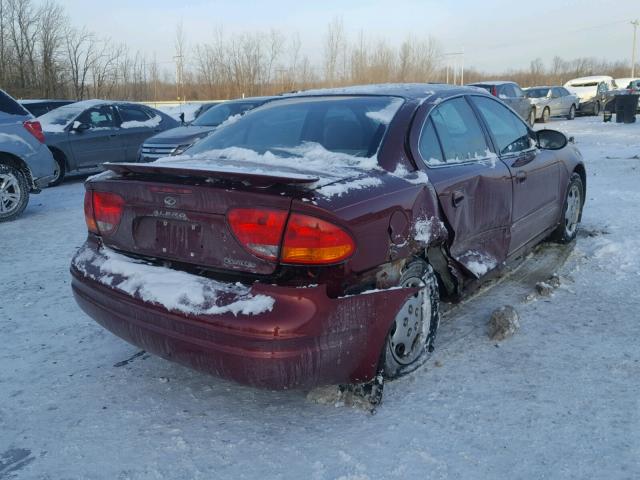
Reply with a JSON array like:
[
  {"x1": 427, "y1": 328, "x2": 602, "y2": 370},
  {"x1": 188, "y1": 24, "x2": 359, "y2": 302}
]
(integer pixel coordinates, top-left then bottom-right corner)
[
  {"x1": 524, "y1": 86, "x2": 579, "y2": 122},
  {"x1": 564, "y1": 76, "x2": 617, "y2": 115}
]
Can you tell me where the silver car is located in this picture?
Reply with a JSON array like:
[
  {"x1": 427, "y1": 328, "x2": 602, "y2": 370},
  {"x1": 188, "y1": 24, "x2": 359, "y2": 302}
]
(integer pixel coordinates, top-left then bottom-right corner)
[{"x1": 525, "y1": 86, "x2": 579, "y2": 122}]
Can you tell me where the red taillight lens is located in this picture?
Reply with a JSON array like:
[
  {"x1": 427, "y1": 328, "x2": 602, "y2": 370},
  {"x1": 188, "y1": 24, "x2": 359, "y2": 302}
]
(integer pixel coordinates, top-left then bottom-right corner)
[
  {"x1": 281, "y1": 213, "x2": 355, "y2": 265},
  {"x1": 84, "y1": 190, "x2": 98, "y2": 234},
  {"x1": 23, "y1": 120, "x2": 45, "y2": 143},
  {"x1": 227, "y1": 208, "x2": 288, "y2": 260},
  {"x1": 85, "y1": 191, "x2": 124, "y2": 235},
  {"x1": 491, "y1": 86, "x2": 498, "y2": 97}
]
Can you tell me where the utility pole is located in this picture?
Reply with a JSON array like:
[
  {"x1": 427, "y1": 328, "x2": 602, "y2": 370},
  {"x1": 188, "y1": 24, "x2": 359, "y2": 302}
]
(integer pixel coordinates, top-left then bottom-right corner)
[
  {"x1": 173, "y1": 55, "x2": 183, "y2": 102},
  {"x1": 632, "y1": 20, "x2": 639, "y2": 77}
]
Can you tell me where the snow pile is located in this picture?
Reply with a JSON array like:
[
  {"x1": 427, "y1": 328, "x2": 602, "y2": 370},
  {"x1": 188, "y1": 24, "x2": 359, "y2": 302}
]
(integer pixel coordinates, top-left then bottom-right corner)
[
  {"x1": 120, "y1": 115, "x2": 162, "y2": 129},
  {"x1": 462, "y1": 250, "x2": 498, "y2": 277},
  {"x1": 364, "y1": 98, "x2": 404, "y2": 124},
  {"x1": 155, "y1": 103, "x2": 202, "y2": 123},
  {"x1": 414, "y1": 217, "x2": 434, "y2": 243},
  {"x1": 217, "y1": 113, "x2": 241, "y2": 128},
  {"x1": 72, "y1": 245, "x2": 274, "y2": 316},
  {"x1": 154, "y1": 142, "x2": 383, "y2": 193},
  {"x1": 392, "y1": 164, "x2": 429, "y2": 184},
  {"x1": 316, "y1": 176, "x2": 383, "y2": 198}
]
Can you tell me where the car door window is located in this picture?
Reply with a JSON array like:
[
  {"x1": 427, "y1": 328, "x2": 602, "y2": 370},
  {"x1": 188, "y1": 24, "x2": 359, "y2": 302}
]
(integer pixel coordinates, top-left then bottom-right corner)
[
  {"x1": 471, "y1": 96, "x2": 532, "y2": 156},
  {"x1": 553, "y1": 88, "x2": 564, "y2": 98},
  {"x1": 418, "y1": 118, "x2": 445, "y2": 165},
  {"x1": 512, "y1": 85, "x2": 524, "y2": 97},
  {"x1": 77, "y1": 106, "x2": 116, "y2": 129},
  {"x1": 118, "y1": 105, "x2": 152, "y2": 124},
  {"x1": 498, "y1": 85, "x2": 512, "y2": 99},
  {"x1": 429, "y1": 97, "x2": 490, "y2": 163}
]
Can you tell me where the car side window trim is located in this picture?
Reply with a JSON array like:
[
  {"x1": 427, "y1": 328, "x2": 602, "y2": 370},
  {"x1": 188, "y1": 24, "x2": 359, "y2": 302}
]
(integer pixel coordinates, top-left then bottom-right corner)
[{"x1": 416, "y1": 94, "x2": 498, "y2": 169}]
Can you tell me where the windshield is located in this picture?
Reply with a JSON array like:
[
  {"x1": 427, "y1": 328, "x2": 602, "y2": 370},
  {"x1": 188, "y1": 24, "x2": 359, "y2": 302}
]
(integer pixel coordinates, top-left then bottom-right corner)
[
  {"x1": 39, "y1": 103, "x2": 89, "y2": 127},
  {"x1": 191, "y1": 101, "x2": 264, "y2": 127},
  {"x1": 186, "y1": 96, "x2": 403, "y2": 158},
  {"x1": 525, "y1": 88, "x2": 550, "y2": 98},
  {"x1": 569, "y1": 82, "x2": 598, "y2": 88}
]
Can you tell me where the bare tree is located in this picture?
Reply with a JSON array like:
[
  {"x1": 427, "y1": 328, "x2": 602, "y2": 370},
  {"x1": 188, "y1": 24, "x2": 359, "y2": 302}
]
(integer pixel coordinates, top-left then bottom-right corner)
[
  {"x1": 323, "y1": 16, "x2": 345, "y2": 86},
  {"x1": 65, "y1": 26, "x2": 96, "y2": 99}
]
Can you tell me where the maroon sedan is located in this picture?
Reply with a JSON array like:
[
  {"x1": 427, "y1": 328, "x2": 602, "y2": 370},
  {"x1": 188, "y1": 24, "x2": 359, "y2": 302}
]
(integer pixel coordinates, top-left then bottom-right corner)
[{"x1": 71, "y1": 84, "x2": 585, "y2": 391}]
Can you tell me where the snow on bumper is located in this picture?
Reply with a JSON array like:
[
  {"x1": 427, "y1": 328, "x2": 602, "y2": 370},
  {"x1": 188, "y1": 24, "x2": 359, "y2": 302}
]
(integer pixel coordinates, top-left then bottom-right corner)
[{"x1": 70, "y1": 241, "x2": 416, "y2": 389}]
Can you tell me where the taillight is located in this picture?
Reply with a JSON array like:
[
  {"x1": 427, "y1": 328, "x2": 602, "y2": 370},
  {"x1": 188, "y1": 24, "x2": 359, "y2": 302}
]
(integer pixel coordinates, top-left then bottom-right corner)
[
  {"x1": 281, "y1": 213, "x2": 355, "y2": 264},
  {"x1": 84, "y1": 190, "x2": 124, "y2": 235},
  {"x1": 227, "y1": 208, "x2": 288, "y2": 260},
  {"x1": 227, "y1": 208, "x2": 355, "y2": 265},
  {"x1": 23, "y1": 120, "x2": 45, "y2": 143},
  {"x1": 491, "y1": 86, "x2": 498, "y2": 97}
]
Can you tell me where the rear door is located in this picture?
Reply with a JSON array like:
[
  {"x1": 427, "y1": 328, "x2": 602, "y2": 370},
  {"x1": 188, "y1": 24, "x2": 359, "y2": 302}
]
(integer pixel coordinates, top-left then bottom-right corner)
[
  {"x1": 115, "y1": 105, "x2": 163, "y2": 161},
  {"x1": 511, "y1": 84, "x2": 530, "y2": 120},
  {"x1": 413, "y1": 96, "x2": 513, "y2": 276},
  {"x1": 470, "y1": 95, "x2": 561, "y2": 254},
  {"x1": 69, "y1": 105, "x2": 124, "y2": 167}
]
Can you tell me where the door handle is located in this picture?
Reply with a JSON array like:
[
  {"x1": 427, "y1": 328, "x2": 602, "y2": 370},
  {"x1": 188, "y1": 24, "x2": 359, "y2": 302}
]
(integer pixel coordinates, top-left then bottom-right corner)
[
  {"x1": 452, "y1": 191, "x2": 465, "y2": 207},
  {"x1": 516, "y1": 171, "x2": 527, "y2": 183},
  {"x1": 109, "y1": 134, "x2": 117, "y2": 138}
]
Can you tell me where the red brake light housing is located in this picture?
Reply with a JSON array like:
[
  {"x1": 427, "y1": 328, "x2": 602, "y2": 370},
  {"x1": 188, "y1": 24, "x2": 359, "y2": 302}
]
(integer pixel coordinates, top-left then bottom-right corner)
[
  {"x1": 84, "y1": 190, "x2": 124, "y2": 235},
  {"x1": 23, "y1": 120, "x2": 45, "y2": 143},
  {"x1": 227, "y1": 208, "x2": 355, "y2": 265},
  {"x1": 491, "y1": 86, "x2": 498, "y2": 97}
]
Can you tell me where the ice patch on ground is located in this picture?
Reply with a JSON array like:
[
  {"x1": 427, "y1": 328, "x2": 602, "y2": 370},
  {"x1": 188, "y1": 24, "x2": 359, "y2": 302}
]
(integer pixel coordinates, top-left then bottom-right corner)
[{"x1": 72, "y1": 245, "x2": 274, "y2": 316}]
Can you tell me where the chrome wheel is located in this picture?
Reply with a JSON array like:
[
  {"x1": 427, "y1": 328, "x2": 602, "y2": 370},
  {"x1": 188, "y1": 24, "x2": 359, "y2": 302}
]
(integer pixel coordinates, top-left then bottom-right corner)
[
  {"x1": 0, "y1": 172, "x2": 22, "y2": 214},
  {"x1": 564, "y1": 183, "x2": 581, "y2": 237},
  {"x1": 388, "y1": 275, "x2": 432, "y2": 366}
]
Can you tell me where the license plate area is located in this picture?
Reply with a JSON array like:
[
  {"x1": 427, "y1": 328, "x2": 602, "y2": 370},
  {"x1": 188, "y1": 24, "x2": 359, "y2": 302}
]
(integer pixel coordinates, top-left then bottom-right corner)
[{"x1": 134, "y1": 217, "x2": 203, "y2": 260}]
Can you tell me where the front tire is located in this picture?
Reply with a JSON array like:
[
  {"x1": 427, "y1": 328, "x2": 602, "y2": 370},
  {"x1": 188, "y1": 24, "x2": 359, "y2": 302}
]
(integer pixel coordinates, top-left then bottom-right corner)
[
  {"x1": 541, "y1": 107, "x2": 550, "y2": 123},
  {"x1": 48, "y1": 152, "x2": 66, "y2": 187},
  {"x1": 551, "y1": 172, "x2": 584, "y2": 243},
  {"x1": 528, "y1": 108, "x2": 536, "y2": 127},
  {"x1": 0, "y1": 163, "x2": 29, "y2": 222},
  {"x1": 567, "y1": 104, "x2": 576, "y2": 120},
  {"x1": 593, "y1": 101, "x2": 601, "y2": 116},
  {"x1": 382, "y1": 259, "x2": 440, "y2": 379}
]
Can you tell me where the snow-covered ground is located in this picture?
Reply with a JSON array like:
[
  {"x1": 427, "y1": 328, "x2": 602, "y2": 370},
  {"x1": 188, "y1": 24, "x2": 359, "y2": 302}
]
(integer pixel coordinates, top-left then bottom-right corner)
[{"x1": 1, "y1": 117, "x2": 639, "y2": 479}]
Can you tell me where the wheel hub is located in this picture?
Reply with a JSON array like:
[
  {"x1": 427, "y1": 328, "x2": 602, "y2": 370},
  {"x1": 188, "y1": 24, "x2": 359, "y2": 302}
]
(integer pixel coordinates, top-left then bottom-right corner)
[
  {"x1": 389, "y1": 276, "x2": 431, "y2": 365},
  {"x1": 0, "y1": 173, "x2": 21, "y2": 214}
]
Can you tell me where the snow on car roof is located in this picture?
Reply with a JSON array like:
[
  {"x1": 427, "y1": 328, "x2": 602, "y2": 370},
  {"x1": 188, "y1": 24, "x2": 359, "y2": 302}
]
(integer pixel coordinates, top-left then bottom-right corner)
[
  {"x1": 565, "y1": 75, "x2": 614, "y2": 85},
  {"x1": 290, "y1": 83, "x2": 463, "y2": 101}
]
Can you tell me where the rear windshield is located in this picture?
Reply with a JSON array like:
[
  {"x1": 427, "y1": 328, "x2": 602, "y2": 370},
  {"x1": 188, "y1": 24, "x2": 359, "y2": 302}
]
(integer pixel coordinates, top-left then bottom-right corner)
[
  {"x1": 569, "y1": 82, "x2": 598, "y2": 88},
  {"x1": 0, "y1": 90, "x2": 29, "y2": 116},
  {"x1": 192, "y1": 101, "x2": 264, "y2": 127},
  {"x1": 525, "y1": 88, "x2": 550, "y2": 98},
  {"x1": 187, "y1": 96, "x2": 403, "y2": 158},
  {"x1": 471, "y1": 85, "x2": 493, "y2": 93}
]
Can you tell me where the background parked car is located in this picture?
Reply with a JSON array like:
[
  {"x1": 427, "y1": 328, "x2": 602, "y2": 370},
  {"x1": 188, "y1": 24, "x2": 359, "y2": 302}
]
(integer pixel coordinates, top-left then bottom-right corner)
[
  {"x1": 139, "y1": 96, "x2": 280, "y2": 162},
  {"x1": 39, "y1": 100, "x2": 178, "y2": 185},
  {"x1": 0, "y1": 89, "x2": 57, "y2": 222},
  {"x1": 614, "y1": 78, "x2": 640, "y2": 92},
  {"x1": 564, "y1": 76, "x2": 617, "y2": 115},
  {"x1": 524, "y1": 86, "x2": 579, "y2": 122},
  {"x1": 19, "y1": 99, "x2": 75, "y2": 117},
  {"x1": 192, "y1": 101, "x2": 223, "y2": 120},
  {"x1": 467, "y1": 81, "x2": 535, "y2": 126}
]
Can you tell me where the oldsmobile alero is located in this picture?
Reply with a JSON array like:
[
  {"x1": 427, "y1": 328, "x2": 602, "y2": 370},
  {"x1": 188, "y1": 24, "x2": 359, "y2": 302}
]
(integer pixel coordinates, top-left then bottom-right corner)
[{"x1": 71, "y1": 84, "x2": 586, "y2": 391}]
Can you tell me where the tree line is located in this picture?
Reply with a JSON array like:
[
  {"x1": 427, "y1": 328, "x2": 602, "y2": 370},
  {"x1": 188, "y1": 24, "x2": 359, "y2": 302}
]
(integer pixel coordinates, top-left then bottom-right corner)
[{"x1": 0, "y1": 0, "x2": 635, "y2": 102}]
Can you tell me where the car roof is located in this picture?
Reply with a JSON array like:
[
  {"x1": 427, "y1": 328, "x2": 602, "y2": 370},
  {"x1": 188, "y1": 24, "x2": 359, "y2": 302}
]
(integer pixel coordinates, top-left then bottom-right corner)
[
  {"x1": 467, "y1": 81, "x2": 516, "y2": 86},
  {"x1": 525, "y1": 86, "x2": 556, "y2": 90},
  {"x1": 566, "y1": 75, "x2": 613, "y2": 84},
  {"x1": 290, "y1": 83, "x2": 478, "y2": 102},
  {"x1": 19, "y1": 99, "x2": 73, "y2": 104}
]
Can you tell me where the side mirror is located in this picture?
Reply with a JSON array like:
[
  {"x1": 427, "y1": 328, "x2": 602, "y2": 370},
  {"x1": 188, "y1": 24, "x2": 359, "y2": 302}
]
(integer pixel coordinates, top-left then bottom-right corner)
[
  {"x1": 179, "y1": 112, "x2": 185, "y2": 125},
  {"x1": 536, "y1": 129, "x2": 568, "y2": 150},
  {"x1": 73, "y1": 121, "x2": 90, "y2": 132}
]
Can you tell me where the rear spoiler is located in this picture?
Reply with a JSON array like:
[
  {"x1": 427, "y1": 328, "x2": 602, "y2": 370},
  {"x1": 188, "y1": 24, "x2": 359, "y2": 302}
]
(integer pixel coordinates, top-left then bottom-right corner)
[{"x1": 102, "y1": 161, "x2": 320, "y2": 186}]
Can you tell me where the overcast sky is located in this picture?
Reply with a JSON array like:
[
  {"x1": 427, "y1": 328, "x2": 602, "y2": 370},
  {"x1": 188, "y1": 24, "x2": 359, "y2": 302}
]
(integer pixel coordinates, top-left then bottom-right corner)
[{"x1": 54, "y1": 0, "x2": 634, "y2": 73}]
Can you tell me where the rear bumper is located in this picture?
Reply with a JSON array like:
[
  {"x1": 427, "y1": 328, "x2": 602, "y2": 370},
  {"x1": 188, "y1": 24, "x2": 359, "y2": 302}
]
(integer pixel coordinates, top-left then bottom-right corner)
[{"x1": 71, "y1": 241, "x2": 415, "y2": 389}]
